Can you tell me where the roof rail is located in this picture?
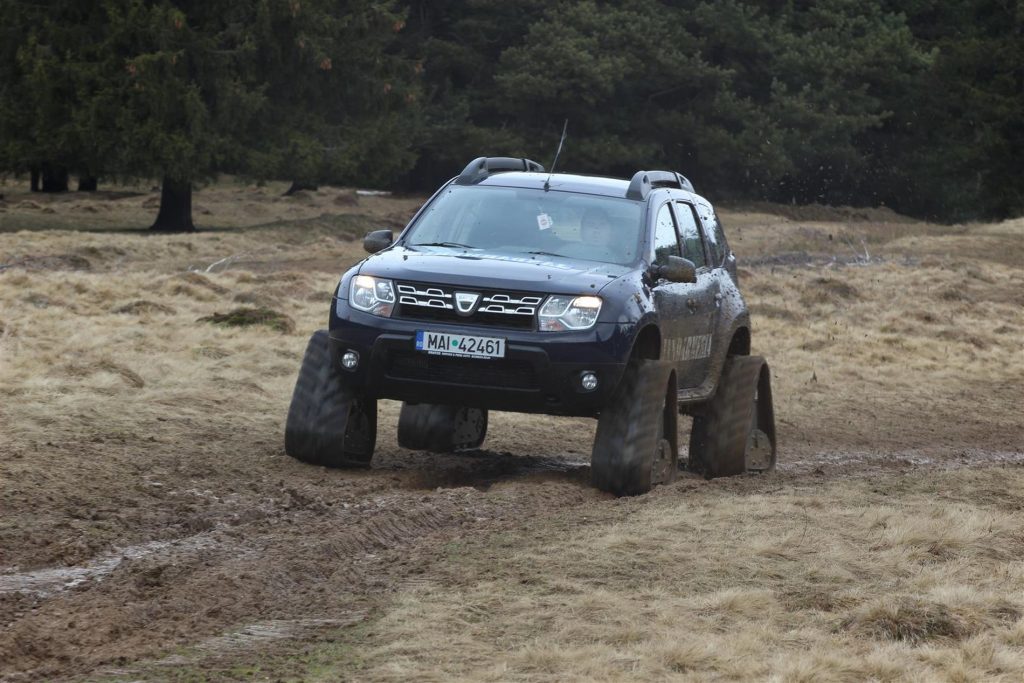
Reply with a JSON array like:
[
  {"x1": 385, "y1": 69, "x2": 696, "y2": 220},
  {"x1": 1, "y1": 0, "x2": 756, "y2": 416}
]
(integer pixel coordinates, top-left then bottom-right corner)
[
  {"x1": 454, "y1": 157, "x2": 545, "y2": 185},
  {"x1": 625, "y1": 170, "x2": 695, "y2": 200}
]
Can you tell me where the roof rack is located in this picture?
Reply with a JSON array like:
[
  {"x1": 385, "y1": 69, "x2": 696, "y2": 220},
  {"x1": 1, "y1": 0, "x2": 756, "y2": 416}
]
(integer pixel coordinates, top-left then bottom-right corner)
[
  {"x1": 454, "y1": 157, "x2": 545, "y2": 185},
  {"x1": 625, "y1": 170, "x2": 695, "y2": 200}
]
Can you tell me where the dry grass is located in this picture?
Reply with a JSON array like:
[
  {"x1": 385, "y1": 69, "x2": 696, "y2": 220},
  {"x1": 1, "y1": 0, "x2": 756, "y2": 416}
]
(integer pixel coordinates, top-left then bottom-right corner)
[
  {"x1": 0, "y1": 178, "x2": 1022, "y2": 681},
  {"x1": 322, "y1": 470, "x2": 1024, "y2": 681}
]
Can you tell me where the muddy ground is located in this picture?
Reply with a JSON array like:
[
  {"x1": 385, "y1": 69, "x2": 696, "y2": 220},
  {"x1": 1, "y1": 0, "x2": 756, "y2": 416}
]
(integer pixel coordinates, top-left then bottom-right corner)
[{"x1": 1, "y1": 181, "x2": 1022, "y2": 681}]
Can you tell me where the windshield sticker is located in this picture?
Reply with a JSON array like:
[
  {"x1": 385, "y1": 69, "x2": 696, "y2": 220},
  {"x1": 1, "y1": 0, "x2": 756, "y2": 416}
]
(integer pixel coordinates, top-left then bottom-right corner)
[{"x1": 537, "y1": 213, "x2": 553, "y2": 230}]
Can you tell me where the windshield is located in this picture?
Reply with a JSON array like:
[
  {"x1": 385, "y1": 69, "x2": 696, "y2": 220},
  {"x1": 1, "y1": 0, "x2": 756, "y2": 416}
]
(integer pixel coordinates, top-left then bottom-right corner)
[{"x1": 404, "y1": 185, "x2": 643, "y2": 266}]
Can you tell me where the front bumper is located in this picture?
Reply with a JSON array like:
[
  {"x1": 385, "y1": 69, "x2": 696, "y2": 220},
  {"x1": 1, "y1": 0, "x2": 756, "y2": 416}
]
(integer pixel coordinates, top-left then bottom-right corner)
[{"x1": 328, "y1": 297, "x2": 633, "y2": 416}]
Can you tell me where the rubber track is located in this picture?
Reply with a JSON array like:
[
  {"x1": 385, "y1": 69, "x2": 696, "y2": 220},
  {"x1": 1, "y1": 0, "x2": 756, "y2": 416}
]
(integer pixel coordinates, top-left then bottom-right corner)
[
  {"x1": 284, "y1": 330, "x2": 376, "y2": 468},
  {"x1": 689, "y1": 355, "x2": 766, "y2": 478},
  {"x1": 591, "y1": 359, "x2": 674, "y2": 496}
]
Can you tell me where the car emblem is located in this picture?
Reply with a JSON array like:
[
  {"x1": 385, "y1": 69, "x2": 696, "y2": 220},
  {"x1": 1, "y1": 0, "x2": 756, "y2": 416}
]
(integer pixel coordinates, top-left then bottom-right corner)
[{"x1": 454, "y1": 292, "x2": 480, "y2": 315}]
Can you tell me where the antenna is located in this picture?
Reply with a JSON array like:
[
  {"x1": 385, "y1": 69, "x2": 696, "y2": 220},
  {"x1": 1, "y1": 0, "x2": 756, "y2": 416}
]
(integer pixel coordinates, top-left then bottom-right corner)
[{"x1": 543, "y1": 119, "x2": 569, "y2": 191}]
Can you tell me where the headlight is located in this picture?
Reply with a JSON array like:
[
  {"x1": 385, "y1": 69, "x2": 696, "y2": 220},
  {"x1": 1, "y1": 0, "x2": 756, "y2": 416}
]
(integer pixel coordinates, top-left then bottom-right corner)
[
  {"x1": 349, "y1": 275, "x2": 395, "y2": 317},
  {"x1": 539, "y1": 295, "x2": 602, "y2": 331}
]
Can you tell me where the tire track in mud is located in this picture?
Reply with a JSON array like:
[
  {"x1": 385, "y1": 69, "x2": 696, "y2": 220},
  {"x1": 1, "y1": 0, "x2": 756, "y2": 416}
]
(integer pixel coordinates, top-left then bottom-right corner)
[
  {"x1": 5, "y1": 442, "x2": 1022, "y2": 682},
  {"x1": 781, "y1": 447, "x2": 1024, "y2": 477},
  {"x1": 84, "y1": 444, "x2": 1024, "y2": 682},
  {"x1": 0, "y1": 452, "x2": 599, "y2": 682},
  {"x1": 0, "y1": 533, "x2": 229, "y2": 598},
  {"x1": 99, "y1": 614, "x2": 367, "y2": 678}
]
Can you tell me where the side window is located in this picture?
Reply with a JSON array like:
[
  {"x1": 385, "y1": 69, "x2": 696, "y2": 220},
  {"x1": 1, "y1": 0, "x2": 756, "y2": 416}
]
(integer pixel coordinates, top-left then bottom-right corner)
[
  {"x1": 708, "y1": 213, "x2": 730, "y2": 264},
  {"x1": 674, "y1": 202, "x2": 707, "y2": 268},
  {"x1": 653, "y1": 203, "x2": 680, "y2": 265}
]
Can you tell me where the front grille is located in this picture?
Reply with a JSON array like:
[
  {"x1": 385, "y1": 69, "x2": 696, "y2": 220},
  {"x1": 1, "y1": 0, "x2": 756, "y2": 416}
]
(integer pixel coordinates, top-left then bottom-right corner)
[
  {"x1": 386, "y1": 350, "x2": 539, "y2": 390},
  {"x1": 395, "y1": 282, "x2": 542, "y2": 330}
]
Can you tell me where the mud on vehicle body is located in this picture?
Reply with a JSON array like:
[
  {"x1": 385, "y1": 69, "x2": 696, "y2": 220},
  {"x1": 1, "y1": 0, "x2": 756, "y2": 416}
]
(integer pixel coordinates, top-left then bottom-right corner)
[{"x1": 286, "y1": 157, "x2": 776, "y2": 495}]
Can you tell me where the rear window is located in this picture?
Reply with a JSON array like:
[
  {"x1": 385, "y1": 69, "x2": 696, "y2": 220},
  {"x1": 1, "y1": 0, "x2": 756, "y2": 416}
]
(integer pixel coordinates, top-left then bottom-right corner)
[
  {"x1": 674, "y1": 202, "x2": 708, "y2": 268},
  {"x1": 703, "y1": 212, "x2": 730, "y2": 265}
]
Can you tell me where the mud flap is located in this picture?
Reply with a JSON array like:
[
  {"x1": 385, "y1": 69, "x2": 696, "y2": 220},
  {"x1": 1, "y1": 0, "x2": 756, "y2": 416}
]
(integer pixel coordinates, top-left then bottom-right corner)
[
  {"x1": 284, "y1": 330, "x2": 377, "y2": 468},
  {"x1": 397, "y1": 403, "x2": 488, "y2": 452}
]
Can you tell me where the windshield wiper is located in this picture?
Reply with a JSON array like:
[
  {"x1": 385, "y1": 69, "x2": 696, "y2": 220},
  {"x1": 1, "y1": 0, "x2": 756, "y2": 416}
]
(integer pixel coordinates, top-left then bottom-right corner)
[
  {"x1": 527, "y1": 250, "x2": 567, "y2": 258},
  {"x1": 410, "y1": 241, "x2": 477, "y2": 249}
]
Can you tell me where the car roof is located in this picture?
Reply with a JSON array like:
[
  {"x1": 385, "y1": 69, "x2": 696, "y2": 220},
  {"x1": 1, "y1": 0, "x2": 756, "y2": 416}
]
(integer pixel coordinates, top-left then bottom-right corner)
[
  {"x1": 479, "y1": 172, "x2": 629, "y2": 196},
  {"x1": 476, "y1": 171, "x2": 704, "y2": 205}
]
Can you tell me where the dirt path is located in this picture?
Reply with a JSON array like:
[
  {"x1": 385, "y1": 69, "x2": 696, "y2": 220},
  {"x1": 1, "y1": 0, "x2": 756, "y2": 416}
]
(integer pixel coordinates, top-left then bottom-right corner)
[
  {"x1": 3, "y1": 410, "x2": 1021, "y2": 681},
  {"x1": 0, "y1": 416, "x2": 602, "y2": 680},
  {"x1": 1, "y1": 193, "x2": 1022, "y2": 681}
]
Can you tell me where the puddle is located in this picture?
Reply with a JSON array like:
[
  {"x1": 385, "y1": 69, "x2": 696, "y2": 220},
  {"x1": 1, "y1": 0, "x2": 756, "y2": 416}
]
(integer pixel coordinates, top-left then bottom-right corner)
[{"x1": 0, "y1": 533, "x2": 221, "y2": 597}]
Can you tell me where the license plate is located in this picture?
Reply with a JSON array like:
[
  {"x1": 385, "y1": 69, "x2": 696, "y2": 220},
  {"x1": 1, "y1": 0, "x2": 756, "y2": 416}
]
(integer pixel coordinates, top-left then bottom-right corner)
[{"x1": 415, "y1": 330, "x2": 506, "y2": 358}]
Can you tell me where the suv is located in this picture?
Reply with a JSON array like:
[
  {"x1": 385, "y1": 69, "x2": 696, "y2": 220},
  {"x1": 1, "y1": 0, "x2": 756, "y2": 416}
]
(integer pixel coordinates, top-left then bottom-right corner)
[{"x1": 285, "y1": 157, "x2": 776, "y2": 495}]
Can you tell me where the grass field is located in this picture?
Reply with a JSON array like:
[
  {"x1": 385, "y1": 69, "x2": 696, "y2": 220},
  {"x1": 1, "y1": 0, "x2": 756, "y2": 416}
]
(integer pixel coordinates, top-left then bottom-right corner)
[{"x1": 1, "y1": 177, "x2": 1023, "y2": 681}]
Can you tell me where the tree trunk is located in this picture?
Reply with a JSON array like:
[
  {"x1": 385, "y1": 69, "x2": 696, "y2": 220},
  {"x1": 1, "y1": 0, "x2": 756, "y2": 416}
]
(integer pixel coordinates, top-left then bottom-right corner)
[
  {"x1": 41, "y1": 166, "x2": 69, "y2": 192},
  {"x1": 150, "y1": 177, "x2": 196, "y2": 232},
  {"x1": 284, "y1": 181, "x2": 318, "y2": 196},
  {"x1": 30, "y1": 168, "x2": 40, "y2": 192},
  {"x1": 78, "y1": 176, "x2": 98, "y2": 192}
]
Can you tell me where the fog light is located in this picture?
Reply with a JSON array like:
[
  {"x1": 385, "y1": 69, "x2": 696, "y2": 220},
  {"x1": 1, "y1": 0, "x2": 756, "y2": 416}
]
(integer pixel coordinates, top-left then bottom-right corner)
[
  {"x1": 341, "y1": 350, "x2": 359, "y2": 370},
  {"x1": 580, "y1": 371, "x2": 598, "y2": 392}
]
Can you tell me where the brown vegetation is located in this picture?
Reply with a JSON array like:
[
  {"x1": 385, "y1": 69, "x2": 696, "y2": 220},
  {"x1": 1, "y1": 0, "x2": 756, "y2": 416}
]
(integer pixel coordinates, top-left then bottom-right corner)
[
  {"x1": 0, "y1": 179, "x2": 1022, "y2": 681},
  {"x1": 198, "y1": 307, "x2": 296, "y2": 334}
]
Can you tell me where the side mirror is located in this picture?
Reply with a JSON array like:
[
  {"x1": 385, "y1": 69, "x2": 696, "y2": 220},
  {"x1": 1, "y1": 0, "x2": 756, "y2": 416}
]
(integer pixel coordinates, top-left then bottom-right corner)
[
  {"x1": 363, "y1": 229, "x2": 393, "y2": 254},
  {"x1": 653, "y1": 256, "x2": 696, "y2": 283}
]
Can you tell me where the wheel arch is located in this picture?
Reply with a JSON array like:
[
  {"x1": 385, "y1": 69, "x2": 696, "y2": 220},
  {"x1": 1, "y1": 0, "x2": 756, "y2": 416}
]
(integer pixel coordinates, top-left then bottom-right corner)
[
  {"x1": 700, "y1": 316, "x2": 752, "y2": 402},
  {"x1": 727, "y1": 325, "x2": 751, "y2": 357},
  {"x1": 630, "y1": 323, "x2": 662, "y2": 360}
]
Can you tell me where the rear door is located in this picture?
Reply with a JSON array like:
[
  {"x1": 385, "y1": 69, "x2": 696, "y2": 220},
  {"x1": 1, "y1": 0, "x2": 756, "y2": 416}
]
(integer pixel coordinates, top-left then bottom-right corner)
[{"x1": 649, "y1": 201, "x2": 715, "y2": 389}]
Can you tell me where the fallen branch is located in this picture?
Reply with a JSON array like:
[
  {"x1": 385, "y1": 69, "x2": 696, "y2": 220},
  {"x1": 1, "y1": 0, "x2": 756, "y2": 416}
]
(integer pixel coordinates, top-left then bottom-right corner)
[
  {"x1": 839, "y1": 235, "x2": 872, "y2": 265},
  {"x1": 188, "y1": 252, "x2": 251, "y2": 273}
]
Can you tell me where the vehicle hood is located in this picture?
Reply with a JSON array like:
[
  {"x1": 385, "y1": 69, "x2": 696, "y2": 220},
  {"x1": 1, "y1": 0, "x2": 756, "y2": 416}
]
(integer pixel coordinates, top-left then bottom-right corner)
[{"x1": 358, "y1": 246, "x2": 632, "y2": 295}]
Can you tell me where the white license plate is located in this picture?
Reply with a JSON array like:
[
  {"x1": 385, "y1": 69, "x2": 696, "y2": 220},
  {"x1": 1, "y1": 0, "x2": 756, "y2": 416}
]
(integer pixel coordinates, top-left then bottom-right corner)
[{"x1": 415, "y1": 330, "x2": 505, "y2": 358}]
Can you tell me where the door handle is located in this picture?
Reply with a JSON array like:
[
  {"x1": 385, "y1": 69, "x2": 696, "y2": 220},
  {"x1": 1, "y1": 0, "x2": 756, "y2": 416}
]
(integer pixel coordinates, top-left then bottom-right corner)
[{"x1": 686, "y1": 298, "x2": 698, "y2": 310}]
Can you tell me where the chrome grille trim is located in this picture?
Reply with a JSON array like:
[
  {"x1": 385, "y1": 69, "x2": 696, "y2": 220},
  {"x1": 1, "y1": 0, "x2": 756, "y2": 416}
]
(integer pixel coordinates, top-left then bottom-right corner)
[
  {"x1": 478, "y1": 304, "x2": 535, "y2": 315},
  {"x1": 397, "y1": 284, "x2": 453, "y2": 310},
  {"x1": 483, "y1": 294, "x2": 543, "y2": 306},
  {"x1": 478, "y1": 293, "x2": 542, "y2": 315},
  {"x1": 394, "y1": 281, "x2": 543, "y2": 324}
]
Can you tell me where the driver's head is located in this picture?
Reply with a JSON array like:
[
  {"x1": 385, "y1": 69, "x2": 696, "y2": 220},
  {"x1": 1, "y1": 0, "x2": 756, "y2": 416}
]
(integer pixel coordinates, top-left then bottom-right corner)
[{"x1": 581, "y1": 208, "x2": 614, "y2": 244}]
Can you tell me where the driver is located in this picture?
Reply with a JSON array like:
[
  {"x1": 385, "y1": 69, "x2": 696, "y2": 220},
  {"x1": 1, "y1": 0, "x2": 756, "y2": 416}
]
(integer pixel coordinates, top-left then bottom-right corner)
[{"x1": 576, "y1": 207, "x2": 631, "y2": 262}]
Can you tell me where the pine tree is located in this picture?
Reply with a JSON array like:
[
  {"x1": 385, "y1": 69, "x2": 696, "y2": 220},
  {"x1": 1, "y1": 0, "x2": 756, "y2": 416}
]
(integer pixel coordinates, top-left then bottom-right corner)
[
  {"x1": 250, "y1": 0, "x2": 420, "y2": 192},
  {"x1": 0, "y1": 0, "x2": 418, "y2": 230},
  {"x1": 873, "y1": 0, "x2": 1024, "y2": 219},
  {"x1": 0, "y1": 1, "x2": 108, "y2": 192},
  {"x1": 395, "y1": 0, "x2": 547, "y2": 189}
]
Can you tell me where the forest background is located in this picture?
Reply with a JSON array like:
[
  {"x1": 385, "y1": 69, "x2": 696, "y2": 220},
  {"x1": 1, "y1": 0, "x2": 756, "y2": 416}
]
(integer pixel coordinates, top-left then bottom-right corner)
[{"x1": 1, "y1": 0, "x2": 1021, "y2": 231}]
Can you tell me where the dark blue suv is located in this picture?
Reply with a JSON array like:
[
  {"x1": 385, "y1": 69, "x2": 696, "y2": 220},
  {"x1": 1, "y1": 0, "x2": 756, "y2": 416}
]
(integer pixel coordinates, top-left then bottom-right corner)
[{"x1": 285, "y1": 157, "x2": 776, "y2": 495}]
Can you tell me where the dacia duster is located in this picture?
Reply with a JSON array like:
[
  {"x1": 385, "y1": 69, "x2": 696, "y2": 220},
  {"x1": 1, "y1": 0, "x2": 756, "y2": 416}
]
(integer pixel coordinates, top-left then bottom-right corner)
[{"x1": 285, "y1": 157, "x2": 776, "y2": 495}]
